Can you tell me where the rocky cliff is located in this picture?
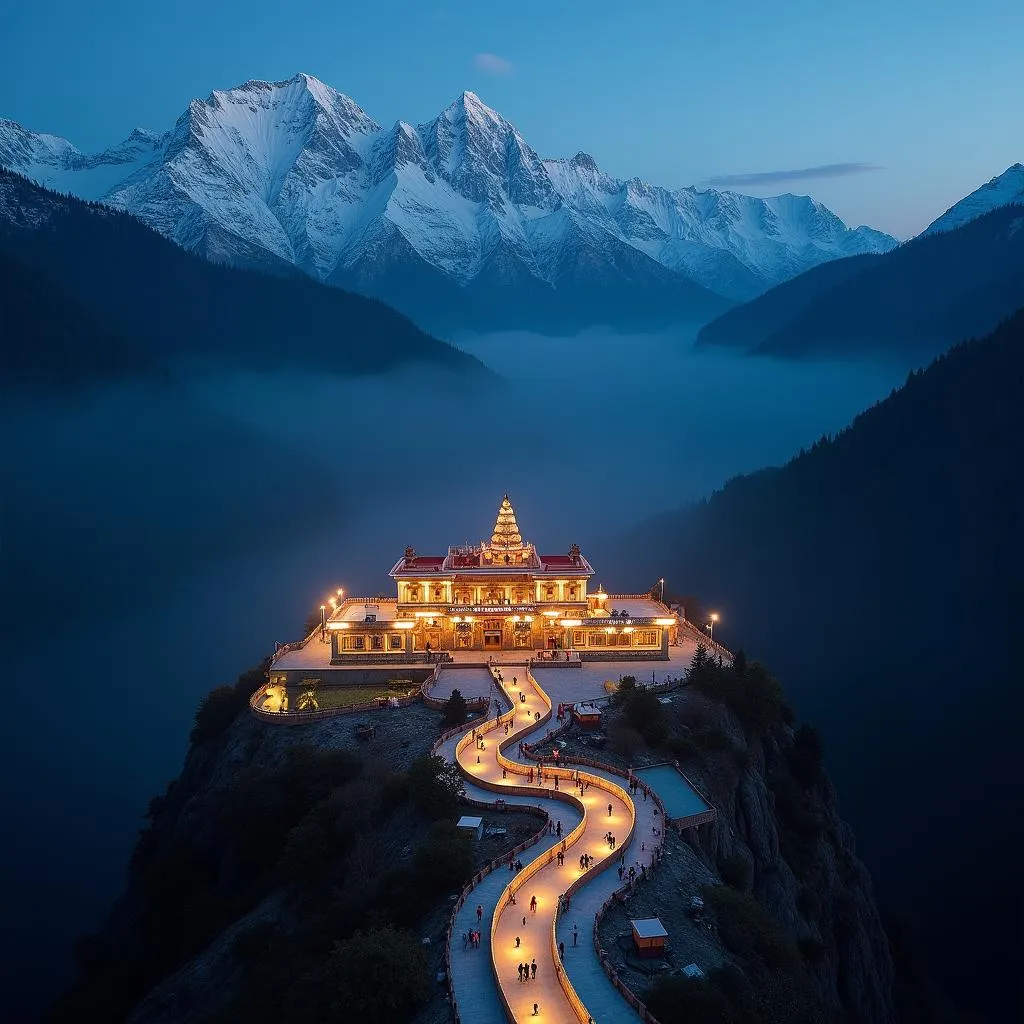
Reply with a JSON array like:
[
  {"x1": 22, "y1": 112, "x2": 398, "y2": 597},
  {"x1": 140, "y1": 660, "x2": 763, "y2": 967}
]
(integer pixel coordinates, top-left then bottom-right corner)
[{"x1": 48, "y1": 659, "x2": 901, "y2": 1024}]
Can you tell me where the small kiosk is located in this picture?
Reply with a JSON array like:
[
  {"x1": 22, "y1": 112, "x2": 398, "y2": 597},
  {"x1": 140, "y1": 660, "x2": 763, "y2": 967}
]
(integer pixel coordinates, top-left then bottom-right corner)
[
  {"x1": 457, "y1": 816, "x2": 484, "y2": 841},
  {"x1": 630, "y1": 917, "x2": 669, "y2": 958},
  {"x1": 572, "y1": 702, "x2": 603, "y2": 729}
]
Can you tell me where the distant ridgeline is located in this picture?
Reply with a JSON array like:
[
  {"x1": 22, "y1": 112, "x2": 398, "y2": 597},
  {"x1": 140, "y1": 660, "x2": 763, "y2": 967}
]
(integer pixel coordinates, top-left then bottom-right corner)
[
  {"x1": 608, "y1": 307, "x2": 1024, "y2": 1021},
  {"x1": 0, "y1": 168, "x2": 484, "y2": 389},
  {"x1": 697, "y1": 203, "x2": 1024, "y2": 364}
]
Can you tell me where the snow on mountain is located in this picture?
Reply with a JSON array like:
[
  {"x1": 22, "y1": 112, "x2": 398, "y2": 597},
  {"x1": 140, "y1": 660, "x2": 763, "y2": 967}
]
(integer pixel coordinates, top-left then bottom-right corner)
[
  {"x1": 922, "y1": 164, "x2": 1024, "y2": 236},
  {"x1": 0, "y1": 73, "x2": 898, "y2": 321}
]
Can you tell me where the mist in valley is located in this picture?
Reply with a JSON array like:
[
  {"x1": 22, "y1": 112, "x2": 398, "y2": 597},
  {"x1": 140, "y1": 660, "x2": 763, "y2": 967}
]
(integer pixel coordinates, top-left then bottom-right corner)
[{"x1": 0, "y1": 330, "x2": 906, "y2": 1015}]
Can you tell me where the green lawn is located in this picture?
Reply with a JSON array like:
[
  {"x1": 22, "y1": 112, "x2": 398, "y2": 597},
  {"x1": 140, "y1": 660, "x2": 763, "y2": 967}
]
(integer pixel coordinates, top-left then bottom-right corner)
[{"x1": 292, "y1": 684, "x2": 418, "y2": 711}]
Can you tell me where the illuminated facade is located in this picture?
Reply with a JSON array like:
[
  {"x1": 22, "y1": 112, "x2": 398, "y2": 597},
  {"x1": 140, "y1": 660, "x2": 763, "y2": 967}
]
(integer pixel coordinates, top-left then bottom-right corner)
[{"x1": 326, "y1": 496, "x2": 677, "y2": 662}]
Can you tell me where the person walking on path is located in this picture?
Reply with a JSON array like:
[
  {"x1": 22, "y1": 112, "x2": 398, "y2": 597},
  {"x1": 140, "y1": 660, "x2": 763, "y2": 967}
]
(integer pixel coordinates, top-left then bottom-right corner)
[
  {"x1": 515, "y1": 935, "x2": 521, "y2": 948},
  {"x1": 518, "y1": 963, "x2": 524, "y2": 982},
  {"x1": 555, "y1": 820, "x2": 562, "y2": 837},
  {"x1": 462, "y1": 931, "x2": 468, "y2": 950},
  {"x1": 573, "y1": 924, "x2": 578, "y2": 946},
  {"x1": 476, "y1": 904, "x2": 483, "y2": 925},
  {"x1": 530, "y1": 895, "x2": 537, "y2": 914},
  {"x1": 531, "y1": 959, "x2": 537, "y2": 980},
  {"x1": 559, "y1": 941, "x2": 565, "y2": 960},
  {"x1": 608, "y1": 803, "x2": 613, "y2": 817}
]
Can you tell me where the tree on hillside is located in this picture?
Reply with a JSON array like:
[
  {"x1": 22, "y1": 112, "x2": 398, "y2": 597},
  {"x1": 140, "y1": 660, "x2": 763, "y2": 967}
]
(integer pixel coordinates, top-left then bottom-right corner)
[
  {"x1": 688, "y1": 643, "x2": 712, "y2": 682},
  {"x1": 441, "y1": 689, "x2": 468, "y2": 726},
  {"x1": 322, "y1": 926, "x2": 429, "y2": 1023},
  {"x1": 408, "y1": 755, "x2": 464, "y2": 820}
]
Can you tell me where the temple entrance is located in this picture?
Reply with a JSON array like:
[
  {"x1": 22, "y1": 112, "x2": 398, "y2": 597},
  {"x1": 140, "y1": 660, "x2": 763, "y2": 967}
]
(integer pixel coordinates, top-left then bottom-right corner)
[{"x1": 484, "y1": 631, "x2": 503, "y2": 648}]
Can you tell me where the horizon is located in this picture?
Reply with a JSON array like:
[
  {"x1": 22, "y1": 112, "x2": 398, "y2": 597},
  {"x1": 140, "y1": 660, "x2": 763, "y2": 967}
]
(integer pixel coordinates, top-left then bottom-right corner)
[{"x1": 1, "y1": 0, "x2": 1021, "y2": 238}]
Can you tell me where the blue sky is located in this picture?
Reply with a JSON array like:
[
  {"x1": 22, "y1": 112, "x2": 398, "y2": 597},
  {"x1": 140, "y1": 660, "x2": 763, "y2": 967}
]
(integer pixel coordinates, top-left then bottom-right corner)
[{"x1": 1, "y1": 0, "x2": 1020, "y2": 237}]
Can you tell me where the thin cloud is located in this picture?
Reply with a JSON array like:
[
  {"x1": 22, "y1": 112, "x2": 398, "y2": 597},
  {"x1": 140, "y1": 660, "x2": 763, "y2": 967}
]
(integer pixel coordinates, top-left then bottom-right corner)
[
  {"x1": 472, "y1": 53, "x2": 514, "y2": 76},
  {"x1": 704, "y1": 163, "x2": 883, "y2": 188}
]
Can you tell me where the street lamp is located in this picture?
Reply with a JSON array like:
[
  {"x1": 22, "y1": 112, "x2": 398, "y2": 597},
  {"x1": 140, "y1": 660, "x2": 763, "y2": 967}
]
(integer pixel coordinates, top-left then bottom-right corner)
[
  {"x1": 706, "y1": 613, "x2": 719, "y2": 643},
  {"x1": 320, "y1": 604, "x2": 327, "y2": 635},
  {"x1": 658, "y1": 578, "x2": 665, "y2": 603}
]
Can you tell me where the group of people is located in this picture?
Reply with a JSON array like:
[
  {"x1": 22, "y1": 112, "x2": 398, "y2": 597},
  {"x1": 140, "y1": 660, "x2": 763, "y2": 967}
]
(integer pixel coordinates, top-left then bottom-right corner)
[
  {"x1": 604, "y1": 830, "x2": 617, "y2": 850},
  {"x1": 462, "y1": 929, "x2": 483, "y2": 949},
  {"x1": 517, "y1": 960, "x2": 538, "y2": 981}
]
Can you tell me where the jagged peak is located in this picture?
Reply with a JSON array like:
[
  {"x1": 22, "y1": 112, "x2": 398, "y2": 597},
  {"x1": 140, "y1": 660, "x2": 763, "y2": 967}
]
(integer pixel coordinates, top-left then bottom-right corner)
[
  {"x1": 200, "y1": 73, "x2": 378, "y2": 130},
  {"x1": 569, "y1": 151, "x2": 599, "y2": 172},
  {"x1": 442, "y1": 90, "x2": 503, "y2": 127}
]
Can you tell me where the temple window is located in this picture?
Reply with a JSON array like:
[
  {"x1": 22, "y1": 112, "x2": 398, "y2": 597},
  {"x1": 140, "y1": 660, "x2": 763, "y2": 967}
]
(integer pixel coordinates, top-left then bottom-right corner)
[
  {"x1": 371, "y1": 635, "x2": 384, "y2": 651},
  {"x1": 389, "y1": 634, "x2": 403, "y2": 650}
]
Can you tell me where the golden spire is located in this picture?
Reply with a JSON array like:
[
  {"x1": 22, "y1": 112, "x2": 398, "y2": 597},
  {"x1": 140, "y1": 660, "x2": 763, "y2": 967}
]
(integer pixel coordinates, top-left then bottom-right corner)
[{"x1": 490, "y1": 494, "x2": 523, "y2": 548}]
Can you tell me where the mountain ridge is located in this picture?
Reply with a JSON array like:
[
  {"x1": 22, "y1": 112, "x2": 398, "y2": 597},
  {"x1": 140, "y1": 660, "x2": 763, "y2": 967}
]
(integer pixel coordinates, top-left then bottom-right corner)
[{"x1": 0, "y1": 72, "x2": 897, "y2": 331}]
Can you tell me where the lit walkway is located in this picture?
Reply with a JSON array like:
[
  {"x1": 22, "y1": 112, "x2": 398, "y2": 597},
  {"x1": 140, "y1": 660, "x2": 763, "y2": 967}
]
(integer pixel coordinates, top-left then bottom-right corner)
[{"x1": 440, "y1": 666, "x2": 660, "y2": 1024}]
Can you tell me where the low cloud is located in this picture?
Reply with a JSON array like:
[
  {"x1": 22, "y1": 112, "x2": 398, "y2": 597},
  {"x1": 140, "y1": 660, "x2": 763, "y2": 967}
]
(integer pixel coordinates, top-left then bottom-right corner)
[
  {"x1": 705, "y1": 163, "x2": 883, "y2": 188},
  {"x1": 472, "y1": 52, "x2": 514, "y2": 76}
]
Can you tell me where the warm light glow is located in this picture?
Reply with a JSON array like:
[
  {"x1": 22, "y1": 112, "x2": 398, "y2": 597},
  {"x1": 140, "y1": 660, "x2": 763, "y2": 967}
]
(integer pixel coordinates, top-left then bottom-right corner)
[
  {"x1": 710, "y1": 613, "x2": 719, "y2": 622},
  {"x1": 605, "y1": 626, "x2": 615, "y2": 634},
  {"x1": 525, "y1": 615, "x2": 534, "y2": 622},
  {"x1": 329, "y1": 597, "x2": 337, "y2": 607},
  {"x1": 394, "y1": 621, "x2": 415, "y2": 629},
  {"x1": 560, "y1": 619, "x2": 582, "y2": 627},
  {"x1": 464, "y1": 615, "x2": 474, "y2": 622},
  {"x1": 511, "y1": 615, "x2": 520, "y2": 622},
  {"x1": 450, "y1": 615, "x2": 462, "y2": 622},
  {"x1": 337, "y1": 588, "x2": 344, "y2": 597},
  {"x1": 655, "y1": 617, "x2": 676, "y2": 626},
  {"x1": 319, "y1": 604, "x2": 326, "y2": 611},
  {"x1": 543, "y1": 611, "x2": 559, "y2": 618},
  {"x1": 414, "y1": 611, "x2": 437, "y2": 617},
  {"x1": 623, "y1": 626, "x2": 634, "y2": 633}
]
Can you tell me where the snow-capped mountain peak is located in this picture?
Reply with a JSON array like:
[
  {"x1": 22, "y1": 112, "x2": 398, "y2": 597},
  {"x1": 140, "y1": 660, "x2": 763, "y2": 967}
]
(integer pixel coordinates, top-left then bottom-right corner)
[
  {"x1": 923, "y1": 163, "x2": 1024, "y2": 236},
  {"x1": 0, "y1": 73, "x2": 901, "y2": 323}
]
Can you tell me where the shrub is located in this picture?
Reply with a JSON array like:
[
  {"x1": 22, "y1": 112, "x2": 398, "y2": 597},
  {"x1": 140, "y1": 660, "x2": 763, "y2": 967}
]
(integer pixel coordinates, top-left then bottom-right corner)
[
  {"x1": 609, "y1": 722, "x2": 643, "y2": 756},
  {"x1": 191, "y1": 686, "x2": 245, "y2": 744},
  {"x1": 702, "y1": 884, "x2": 802, "y2": 973},
  {"x1": 408, "y1": 754, "x2": 464, "y2": 819},
  {"x1": 623, "y1": 688, "x2": 667, "y2": 745},
  {"x1": 717, "y1": 852, "x2": 751, "y2": 890},
  {"x1": 312, "y1": 926, "x2": 429, "y2": 1024},
  {"x1": 413, "y1": 820, "x2": 474, "y2": 896},
  {"x1": 644, "y1": 974, "x2": 734, "y2": 1024}
]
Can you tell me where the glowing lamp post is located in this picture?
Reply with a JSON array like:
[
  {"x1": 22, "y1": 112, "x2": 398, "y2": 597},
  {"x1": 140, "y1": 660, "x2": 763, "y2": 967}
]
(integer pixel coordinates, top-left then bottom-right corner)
[
  {"x1": 659, "y1": 577, "x2": 665, "y2": 603},
  {"x1": 706, "y1": 613, "x2": 719, "y2": 643},
  {"x1": 320, "y1": 604, "x2": 326, "y2": 635}
]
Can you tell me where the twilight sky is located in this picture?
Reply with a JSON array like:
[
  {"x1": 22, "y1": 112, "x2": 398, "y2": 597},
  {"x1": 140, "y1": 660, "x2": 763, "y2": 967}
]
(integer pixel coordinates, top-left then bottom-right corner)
[{"x1": 1, "y1": 0, "x2": 1020, "y2": 237}]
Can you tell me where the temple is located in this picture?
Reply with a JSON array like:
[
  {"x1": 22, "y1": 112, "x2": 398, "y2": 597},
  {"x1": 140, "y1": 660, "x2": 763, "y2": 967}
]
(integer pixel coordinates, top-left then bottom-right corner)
[{"x1": 324, "y1": 496, "x2": 677, "y2": 662}]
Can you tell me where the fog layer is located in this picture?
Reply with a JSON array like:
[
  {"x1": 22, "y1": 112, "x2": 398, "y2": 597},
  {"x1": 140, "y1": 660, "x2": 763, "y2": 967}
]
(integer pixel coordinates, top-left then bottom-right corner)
[{"x1": 0, "y1": 330, "x2": 905, "y2": 1017}]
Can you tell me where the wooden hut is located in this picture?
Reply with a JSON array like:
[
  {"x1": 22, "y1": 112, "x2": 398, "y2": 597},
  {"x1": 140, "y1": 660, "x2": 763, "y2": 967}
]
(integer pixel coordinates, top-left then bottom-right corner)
[{"x1": 630, "y1": 917, "x2": 668, "y2": 958}]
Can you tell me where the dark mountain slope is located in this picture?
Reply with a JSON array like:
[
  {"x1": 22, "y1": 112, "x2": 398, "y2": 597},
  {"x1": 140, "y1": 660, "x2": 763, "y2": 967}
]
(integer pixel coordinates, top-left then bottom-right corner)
[
  {"x1": 599, "y1": 308, "x2": 1024, "y2": 1020},
  {"x1": 696, "y1": 252, "x2": 883, "y2": 349},
  {"x1": 697, "y1": 205, "x2": 1024, "y2": 365},
  {"x1": 0, "y1": 168, "x2": 484, "y2": 379},
  {"x1": 0, "y1": 249, "x2": 158, "y2": 388}
]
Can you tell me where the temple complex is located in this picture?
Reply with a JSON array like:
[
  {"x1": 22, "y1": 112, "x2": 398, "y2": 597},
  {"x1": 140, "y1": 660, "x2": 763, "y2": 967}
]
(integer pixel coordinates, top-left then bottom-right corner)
[{"x1": 323, "y1": 496, "x2": 677, "y2": 662}]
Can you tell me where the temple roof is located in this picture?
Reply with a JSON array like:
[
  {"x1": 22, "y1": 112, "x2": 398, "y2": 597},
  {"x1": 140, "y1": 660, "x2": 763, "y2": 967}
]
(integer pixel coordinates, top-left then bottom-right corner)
[{"x1": 490, "y1": 494, "x2": 524, "y2": 549}]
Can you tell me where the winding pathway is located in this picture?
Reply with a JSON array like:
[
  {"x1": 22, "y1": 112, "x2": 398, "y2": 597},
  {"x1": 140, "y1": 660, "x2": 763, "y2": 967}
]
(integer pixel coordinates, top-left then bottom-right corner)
[{"x1": 437, "y1": 664, "x2": 663, "y2": 1024}]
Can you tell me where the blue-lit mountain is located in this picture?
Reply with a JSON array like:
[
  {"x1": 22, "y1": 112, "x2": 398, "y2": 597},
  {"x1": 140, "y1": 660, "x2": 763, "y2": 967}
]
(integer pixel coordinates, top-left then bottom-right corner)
[{"x1": 0, "y1": 73, "x2": 897, "y2": 331}]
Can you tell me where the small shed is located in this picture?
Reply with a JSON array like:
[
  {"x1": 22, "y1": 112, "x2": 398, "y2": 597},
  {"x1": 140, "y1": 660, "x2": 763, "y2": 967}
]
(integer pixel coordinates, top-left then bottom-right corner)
[
  {"x1": 457, "y1": 815, "x2": 484, "y2": 841},
  {"x1": 631, "y1": 917, "x2": 669, "y2": 958},
  {"x1": 573, "y1": 702, "x2": 603, "y2": 730}
]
